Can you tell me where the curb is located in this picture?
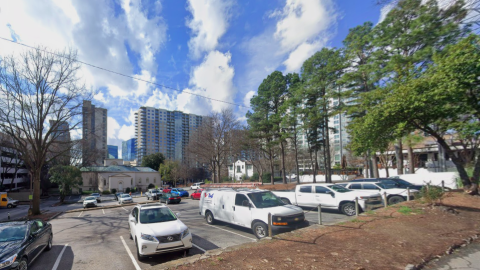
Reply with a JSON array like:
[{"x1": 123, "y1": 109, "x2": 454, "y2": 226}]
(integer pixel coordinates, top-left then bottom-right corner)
[
  {"x1": 47, "y1": 212, "x2": 64, "y2": 221},
  {"x1": 64, "y1": 198, "x2": 191, "y2": 213}
]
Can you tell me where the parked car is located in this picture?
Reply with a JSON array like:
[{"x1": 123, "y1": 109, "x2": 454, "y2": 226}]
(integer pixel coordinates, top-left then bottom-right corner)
[
  {"x1": 190, "y1": 189, "x2": 204, "y2": 200},
  {"x1": 91, "y1": 193, "x2": 102, "y2": 203},
  {"x1": 0, "y1": 192, "x2": 18, "y2": 208},
  {"x1": 200, "y1": 189, "x2": 307, "y2": 239},
  {"x1": 351, "y1": 178, "x2": 423, "y2": 190},
  {"x1": 146, "y1": 189, "x2": 161, "y2": 200},
  {"x1": 160, "y1": 193, "x2": 181, "y2": 204},
  {"x1": 83, "y1": 196, "x2": 98, "y2": 209},
  {"x1": 171, "y1": 188, "x2": 189, "y2": 197},
  {"x1": 118, "y1": 194, "x2": 133, "y2": 205},
  {"x1": 162, "y1": 187, "x2": 171, "y2": 193},
  {"x1": 128, "y1": 203, "x2": 192, "y2": 261},
  {"x1": 272, "y1": 183, "x2": 383, "y2": 216},
  {"x1": 190, "y1": 182, "x2": 204, "y2": 190},
  {"x1": 0, "y1": 219, "x2": 53, "y2": 269},
  {"x1": 114, "y1": 192, "x2": 124, "y2": 201},
  {"x1": 338, "y1": 181, "x2": 418, "y2": 205}
]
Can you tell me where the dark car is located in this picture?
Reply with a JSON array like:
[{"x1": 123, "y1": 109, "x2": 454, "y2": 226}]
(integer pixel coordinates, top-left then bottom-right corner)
[
  {"x1": 0, "y1": 220, "x2": 53, "y2": 270},
  {"x1": 159, "y1": 193, "x2": 181, "y2": 204},
  {"x1": 350, "y1": 178, "x2": 423, "y2": 190}
]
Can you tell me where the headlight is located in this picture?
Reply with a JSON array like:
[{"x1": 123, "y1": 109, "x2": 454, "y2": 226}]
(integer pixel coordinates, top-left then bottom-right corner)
[
  {"x1": 273, "y1": 216, "x2": 282, "y2": 222},
  {"x1": 141, "y1": 233, "x2": 157, "y2": 242},
  {"x1": 181, "y1": 228, "x2": 190, "y2": 239},
  {"x1": 0, "y1": 253, "x2": 17, "y2": 268}
]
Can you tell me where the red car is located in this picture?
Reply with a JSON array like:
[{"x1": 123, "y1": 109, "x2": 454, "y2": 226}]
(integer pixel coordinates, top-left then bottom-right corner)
[
  {"x1": 162, "y1": 187, "x2": 171, "y2": 193},
  {"x1": 190, "y1": 189, "x2": 204, "y2": 200}
]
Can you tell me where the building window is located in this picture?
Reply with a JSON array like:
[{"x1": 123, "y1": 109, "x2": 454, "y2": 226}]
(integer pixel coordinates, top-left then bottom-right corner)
[
  {"x1": 138, "y1": 178, "x2": 141, "y2": 183},
  {"x1": 104, "y1": 179, "x2": 106, "y2": 186},
  {"x1": 154, "y1": 178, "x2": 156, "y2": 183},
  {"x1": 131, "y1": 178, "x2": 133, "y2": 185},
  {"x1": 146, "y1": 178, "x2": 149, "y2": 183},
  {"x1": 89, "y1": 178, "x2": 92, "y2": 184}
]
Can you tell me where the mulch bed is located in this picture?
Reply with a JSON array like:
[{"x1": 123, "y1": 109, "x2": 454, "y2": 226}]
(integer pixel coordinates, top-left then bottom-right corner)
[
  {"x1": 175, "y1": 192, "x2": 480, "y2": 270},
  {"x1": 26, "y1": 211, "x2": 61, "y2": 222}
]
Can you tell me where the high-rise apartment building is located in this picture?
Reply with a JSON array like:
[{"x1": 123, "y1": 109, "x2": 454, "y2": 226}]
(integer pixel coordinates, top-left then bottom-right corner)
[
  {"x1": 49, "y1": 120, "x2": 70, "y2": 142},
  {"x1": 108, "y1": 145, "x2": 118, "y2": 159},
  {"x1": 122, "y1": 138, "x2": 136, "y2": 161},
  {"x1": 134, "y1": 107, "x2": 204, "y2": 163},
  {"x1": 82, "y1": 100, "x2": 108, "y2": 165}
]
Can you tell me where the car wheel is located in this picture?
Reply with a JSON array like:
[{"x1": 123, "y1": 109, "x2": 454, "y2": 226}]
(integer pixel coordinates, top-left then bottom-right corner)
[
  {"x1": 388, "y1": 195, "x2": 405, "y2": 205},
  {"x1": 7, "y1": 204, "x2": 12, "y2": 208},
  {"x1": 45, "y1": 234, "x2": 53, "y2": 251},
  {"x1": 190, "y1": 195, "x2": 194, "y2": 200},
  {"x1": 280, "y1": 198, "x2": 291, "y2": 204},
  {"x1": 205, "y1": 211, "x2": 215, "y2": 225},
  {"x1": 252, "y1": 221, "x2": 268, "y2": 239},
  {"x1": 17, "y1": 257, "x2": 28, "y2": 270},
  {"x1": 186, "y1": 248, "x2": 191, "y2": 255},
  {"x1": 136, "y1": 238, "x2": 145, "y2": 261},
  {"x1": 129, "y1": 231, "x2": 133, "y2": 240},
  {"x1": 341, "y1": 202, "x2": 357, "y2": 216}
]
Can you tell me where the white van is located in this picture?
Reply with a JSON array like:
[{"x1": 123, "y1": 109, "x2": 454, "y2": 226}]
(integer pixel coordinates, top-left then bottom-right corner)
[
  {"x1": 199, "y1": 189, "x2": 307, "y2": 239},
  {"x1": 191, "y1": 182, "x2": 204, "y2": 190}
]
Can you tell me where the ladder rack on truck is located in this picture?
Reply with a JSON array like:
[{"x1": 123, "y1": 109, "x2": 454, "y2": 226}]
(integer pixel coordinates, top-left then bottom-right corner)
[{"x1": 200, "y1": 182, "x2": 263, "y2": 189}]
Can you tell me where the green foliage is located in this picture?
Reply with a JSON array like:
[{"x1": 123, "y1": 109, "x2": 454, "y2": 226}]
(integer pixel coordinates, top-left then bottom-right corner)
[
  {"x1": 398, "y1": 206, "x2": 423, "y2": 215},
  {"x1": 141, "y1": 152, "x2": 165, "y2": 170},
  {"x1": 221, "y1": 176, "x2": 230, "y2": 182},
  {"x1": 125, "y1": 187, "x2": 131, "y2": 193},
  {"x1": 416, "y1": 185, "x2": 444, "y2": 204},
  {"x1": 82, "y1": 190, "x2": 94, "y2": 195},
  {"x1": 49, "y1": 165, "x2": 82, "y2": 202},
  {"x1": 102, "y1": 190, "x2": 111, "y2": 195},
  {"x1": 158, "y1": 160, "x2": 180, "y2": 185},
  {"x1": 262, "y1": 173, "x2": 272, "y2": 183},
  {"x1": 251, "y1": 173, "x2": 259, "y2": 181},
  {"x1": 110, "y1": 188, "x2": 117, "y2": 194},
  {"x1": 147, "y1": 183, "x2": 155, "y2": 189}
]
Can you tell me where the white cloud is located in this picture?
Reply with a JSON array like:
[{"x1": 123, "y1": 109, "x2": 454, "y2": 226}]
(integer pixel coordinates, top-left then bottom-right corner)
[
  {"x1": 283, "y1": 41, "x2": 324, "y2": 73},
  {"x1": 93, "y1": 92, "x2": 107, "y2": 103},
  {"x1": 107, "y1": 116, "x2": 120, "y2": 140},
  {"x1": 145, "y1": 89, "x2": 177, "y2": 110},
  {"x1": 186, "y1": 0, "x2": 234, "y2": 59},
  {"x1": 274, "y1": 0, "x2": 335, "y2": 53},
  {"x1": 243, "y1": 91, "x2": 256, "y2": 107},
  {"x1": 177, "y1": 50, "x2": 236, "y2": 114},
  {"x1": 378, "y1": 1, "x2": 396, "y2": 24}
]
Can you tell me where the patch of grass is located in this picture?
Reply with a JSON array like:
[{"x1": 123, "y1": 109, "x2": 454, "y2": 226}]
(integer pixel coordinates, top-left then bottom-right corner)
[
  {"x1": 365, "y1": 210, "x2": 376, "y2": 215},
  {"x1": 398, "y1": 206, "x2": 413, "y2": 215},
  {"x1": 217, "y1": 257, "x2": 224, "y2": 261},
  {"x1": 351, "y1": 218, "x2": 366, "y2": 223}
]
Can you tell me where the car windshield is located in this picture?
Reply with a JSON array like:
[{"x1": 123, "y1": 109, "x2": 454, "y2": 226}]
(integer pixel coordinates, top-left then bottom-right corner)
[
  {"x1": 0, "y1": 225, "x2": 27, "y2": 242},
  {"x1": 121, "y1": 194, "x2": 131, "y2": 198},
  {"x1": 177, "y1": 188, "x2": 185, "y2": 191},
  {"x1": 327, "y1": 185, "x2": 352, "y2": 193},
  {"x1": 139, "y1": 207, "x2": 177, "y2": 224},
  {"x1": 247, "y1": 191, "x2": 285, "y2": 208},
  {"x1": 151, "y1": 190, "x2": 159, "y2": 194},
  {"x1": 85, "y1": 197, "x2": 96, "y2": 200},
  {"x1": 393, "y1": 179, "x2": 413, "y2": 186},
  {"x1": 92, "y1": 193, "x2": 99, "y2": 196}
]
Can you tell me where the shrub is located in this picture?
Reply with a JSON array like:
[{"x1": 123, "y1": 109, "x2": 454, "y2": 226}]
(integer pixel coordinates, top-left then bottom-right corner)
[
  {"x1": 148, "y1": 183, "x2": 155, "y2": 189},
  {"x1": 415, "y1": 185, "x2": 444, "y2": 204},
  {"x1": 125, "y1": 187, "x2": 131, "y2": 193},
  {"x1": 221, "y1": 176, "x2": 230, "y2": 182},
  {"x1": 82, "y1": 190, "x2": 93, "y2": 195},
  {"x1": 262, "y1": 173, "x2": 272, "y2": 183},
  {"x1": 251, "y1": 173, "x2": 259, "y2": 181},
  {"x1": 102, "y1": 190, "x2": 111, "y2": 195},
  {"x1": 110, "y1": 188, "x2": 117, "y2": 194}
]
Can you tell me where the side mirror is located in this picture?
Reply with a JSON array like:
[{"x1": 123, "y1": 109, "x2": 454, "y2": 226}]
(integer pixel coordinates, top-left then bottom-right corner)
[
  {"x1": 328, "y1": 191, "x2": 335, "y2": 197},
  {"x1": 176, "y1": 213, "x2": 181, "y2": 217},
  {"x1": 129, "y1": 217, "x2": 136, "y2": 223}
]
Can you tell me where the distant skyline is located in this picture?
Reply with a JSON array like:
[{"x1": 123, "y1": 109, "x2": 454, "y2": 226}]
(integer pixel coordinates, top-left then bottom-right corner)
[{"x1": 0, "y1": 0, "x2": 392, "y2": 158}]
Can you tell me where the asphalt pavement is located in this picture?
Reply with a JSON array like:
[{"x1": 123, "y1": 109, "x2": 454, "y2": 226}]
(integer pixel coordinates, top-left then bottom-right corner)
[
  {"x1": 425, "y1": 242, "x2": 480, "y2": 270},
  {"x1": 20, "y1": 190, "x2": 351, "y2": 270}
]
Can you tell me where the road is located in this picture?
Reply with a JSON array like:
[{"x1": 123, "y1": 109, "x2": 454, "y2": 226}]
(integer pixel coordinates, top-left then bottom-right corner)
[{"x1": 21, "y1": 194, "x2": 351, "y2": 270}]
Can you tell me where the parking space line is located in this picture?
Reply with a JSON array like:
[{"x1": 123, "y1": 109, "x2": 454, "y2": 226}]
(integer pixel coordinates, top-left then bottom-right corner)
[
  {"x1": 192, "y1": 243, "x2": 206, "y2": 253},
  {"x1": 102, "y1": 209, "x2": 105, "y2": 215},
  {"x1": 121, "y1": 207, "x2": 129, "y2": 212},
  {"x1": 52, "y1": 243, "x2": 68, "y2": 270},
  {"x1": 204, "y1": 224, "x2": 257, "y2": 241},
  {"x1": 78, "y1": 211, "x2": 83, "y2": 217},
  {"x1": 120, "y1": 236, "x2": 141, "y2": 270}
]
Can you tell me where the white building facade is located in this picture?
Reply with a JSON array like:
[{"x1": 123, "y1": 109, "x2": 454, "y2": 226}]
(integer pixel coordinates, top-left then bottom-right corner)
[{"x1": 228, "y1": 160, "x2": 255, "y2": 181}]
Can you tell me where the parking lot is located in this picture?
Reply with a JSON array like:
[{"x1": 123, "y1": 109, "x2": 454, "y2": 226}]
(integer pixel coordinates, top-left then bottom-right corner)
[{"x1": 27, "y1": 196, "x2": 351, "y2": 270}]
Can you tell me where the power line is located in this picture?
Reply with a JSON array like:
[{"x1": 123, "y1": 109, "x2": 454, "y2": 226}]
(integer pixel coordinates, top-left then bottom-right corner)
[{"x1": 0, "y1": 36, "x2": 250, "y2": 109}]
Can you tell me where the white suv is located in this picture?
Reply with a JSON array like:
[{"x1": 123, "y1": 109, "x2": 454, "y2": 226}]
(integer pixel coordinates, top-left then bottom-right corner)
[{"x1": 128, "y1": 203, "x2": 192, "y2": 261}]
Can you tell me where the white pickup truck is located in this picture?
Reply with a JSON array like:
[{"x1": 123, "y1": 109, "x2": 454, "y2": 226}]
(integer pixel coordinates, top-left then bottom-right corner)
[{"x1": 271, "y1": 183, "x2": 383, "y2": 216}]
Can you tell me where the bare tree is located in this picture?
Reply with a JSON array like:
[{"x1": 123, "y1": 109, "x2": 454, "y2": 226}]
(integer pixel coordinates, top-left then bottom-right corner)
[
  {"x1": 186, "y1": 108, "x2": 240, "y2": 183},
  {"x1": 0, "y1": 47, "x2": 90, "y2": 215}
]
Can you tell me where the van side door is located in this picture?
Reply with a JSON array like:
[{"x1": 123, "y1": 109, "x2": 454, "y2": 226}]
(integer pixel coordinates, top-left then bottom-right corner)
[
  {"x1": 233, "y1": 194, "x2": 252, "y2": 228},
  {"x1": 296, "y1": 185, "x2": 315, "y2": 207}
]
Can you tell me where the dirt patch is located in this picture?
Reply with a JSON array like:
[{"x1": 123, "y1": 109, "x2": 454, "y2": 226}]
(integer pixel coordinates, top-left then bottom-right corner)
[
  {"x1": 176, "y1": 192, "x2": 480, "y2": 270},
  {"x1": 27, "y1": 211, "x2": 61, "y2": 221}
]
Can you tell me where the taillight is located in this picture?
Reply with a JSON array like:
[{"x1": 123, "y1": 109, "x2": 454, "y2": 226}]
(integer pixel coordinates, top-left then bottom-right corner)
[{"x1": 169, "y1": 198, "x2": 174, "y2": 200}]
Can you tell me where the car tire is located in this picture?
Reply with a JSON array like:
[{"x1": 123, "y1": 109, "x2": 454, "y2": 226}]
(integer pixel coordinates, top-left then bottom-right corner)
[
  {"x1": 135, "y1": 239, "x2": 146, "y2": 261},
  {"x1": 7, "y1": 204, "x2": 12, "y2": 208},
  {"x1": 280, "y1": 198, "x2": 291, "y2": 204},
  {"x1": 388, "y1": 195, "x2": 405, "y2": 205},
  {"x1": 186, "y1": 248, "x2": 191, "y2": 255},
  {"x1": 205, "y1": 211, "x2": 215, "y2": 224},
  {"x1": 252, "y1": 221, "x2": 268, "y2": 239},
  {"x1": 341, "y1": 202, "x2": 357, "y2": 216},
  {"x1": 190, "y1": 195, "x2": 194, "y2": 200},
  {"x1": 45, "y1": 234, "x2": 53, "y2": 251},
  {"x1": 130, "y1": 231, "x2": 133, "y2": 240},
  {"x1": 17, "y1": 257, "x2": 28, "y2": 270}
]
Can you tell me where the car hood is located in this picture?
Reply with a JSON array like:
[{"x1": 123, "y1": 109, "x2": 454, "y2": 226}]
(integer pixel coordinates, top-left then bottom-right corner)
[
  {"x1": 0, "y1": 240, "x2": 22, "y2": 259},
  {"x1": 138, "y1": 220, "x2": 187, "y2": 236},
  {"x1": 84, "y1": 199, "x2": 96, "y2": 203},
  {"x1": 261, "y1": 204, "x2": 303, "y2": 216}
]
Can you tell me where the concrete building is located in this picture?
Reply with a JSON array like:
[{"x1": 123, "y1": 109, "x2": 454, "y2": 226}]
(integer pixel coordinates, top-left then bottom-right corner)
[
  {"x1": 227, "y1": 160, "x2": 255, "y2": 181},
  {"x1": 122, "y1": 138, "x2": 136, "y2": 162},
  {"x1": 134, "y1": 107, "x2": 204, "y2": 163},
  {"x1": 80, "y1": 159, "x2": 161, "y2": 192},
  {"x1": 49, "y1": 120, "x2": 70, "y2": 142},
  {"x1": 0, "y1": 133, "x2": 29, "y2": 190},
  {"x1": 82, "y1": 100, "x2": 108, "y2": 165},
  {"x1": 108, "y1": 145, "x2": 118, "y2": 159}
]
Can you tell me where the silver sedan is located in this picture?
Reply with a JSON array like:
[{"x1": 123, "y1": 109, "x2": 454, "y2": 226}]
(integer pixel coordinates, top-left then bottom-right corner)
[{"x1": 118, "y1": 194, "x2": 133, "y2": 204}]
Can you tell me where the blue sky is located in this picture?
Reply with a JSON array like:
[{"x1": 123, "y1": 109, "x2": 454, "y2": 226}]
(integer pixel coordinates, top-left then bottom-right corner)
[{"x1": 0, "y1": 0, "x2": 389, "y2": 157}]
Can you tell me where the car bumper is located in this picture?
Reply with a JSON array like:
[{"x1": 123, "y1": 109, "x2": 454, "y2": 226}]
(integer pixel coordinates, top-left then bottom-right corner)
[
  {"x1": 138, "y1": 234, "x2": 193, "y2": 256},
  {"x1": 84, "y1": 203, "x2": 97, "y2": 207},
  {"x1": 271, "y1": 221, "x2": 309, "y2": 232},
  {"x1": 121, "y1": 200, "x2": 133, "y2": 204},
  {"x1": 167, "y1": 199, "x2": 181, "y2": 204}
]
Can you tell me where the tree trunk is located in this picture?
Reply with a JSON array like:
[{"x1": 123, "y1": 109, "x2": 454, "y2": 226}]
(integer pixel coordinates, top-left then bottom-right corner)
[
  {"x1": 324, "y1": 120, "x2": 332, "y2": 184},
  {"x1": 385, "y1": 156, "x2": 390, "y2": 177},
  {"x1": 269, "y1": 156, "x2": 275, "y2": 185},
  {"x1": 437, "y1": 137, "x2": 471, "y2": 188},
  {"x1": 395, "y1": 139, "x2": 404, "y2": 175},
  {"x1": 364, "y1": 155, "x2": 369, "y2": 178},
  {"x1": 294, "y1": 144, "x2": 300, "y2": 184},
  {"x1": 372, "y1": 154, "x2": 379, "y2": 178},
  {"x1": 280, "y1": 141, "x2": 287, "y2": 184},
  {"x1": 408, "y1": 146, "x2": 415, "y2": 174},
  {"x1": 32, "y1": 170, "x2": 41, "y2": 215}
]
